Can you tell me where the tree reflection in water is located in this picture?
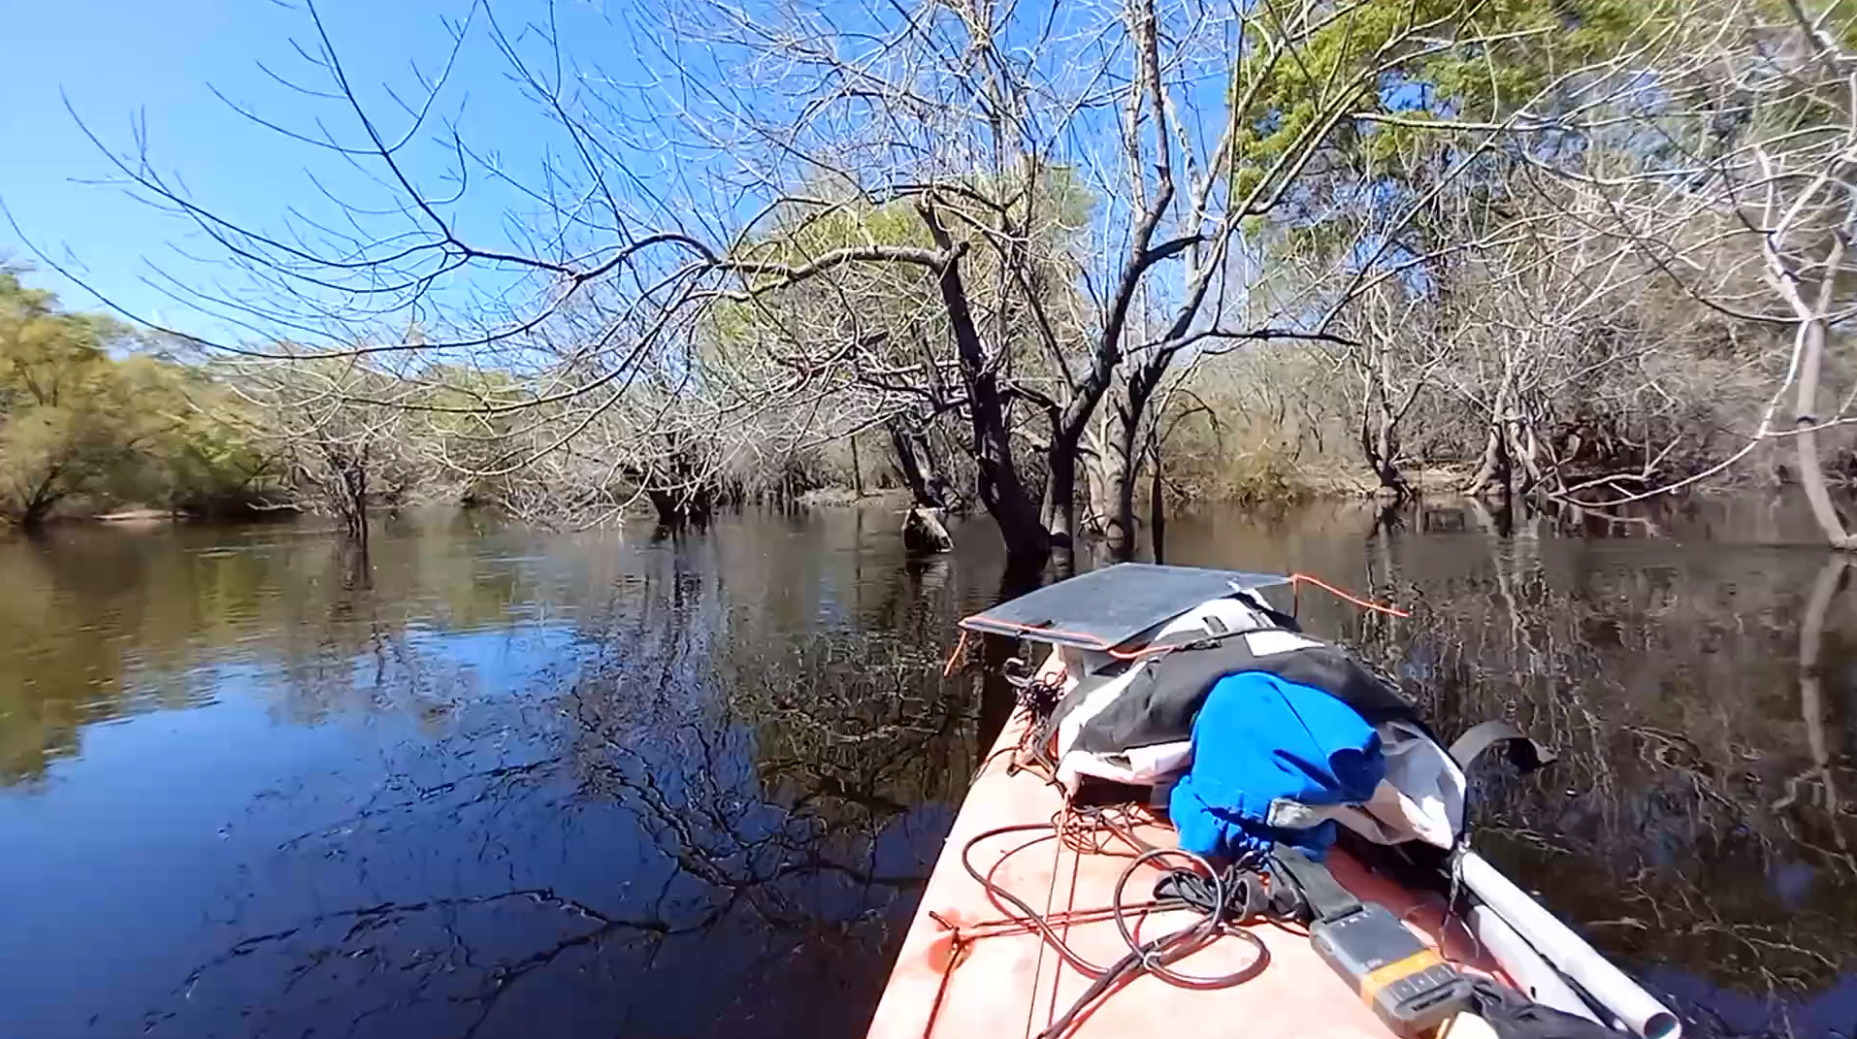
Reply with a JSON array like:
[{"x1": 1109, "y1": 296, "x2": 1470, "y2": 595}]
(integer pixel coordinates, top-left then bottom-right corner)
[
  {"x1": 1200, "y1": 500, "x2": 1857, "y2": 1039},
  {"x1": 124, "y1": 522, "x2": 985, "y2": 1038},
  {"x1": 0, "y1": 504, "x2": 1852, "y2": 1039}
]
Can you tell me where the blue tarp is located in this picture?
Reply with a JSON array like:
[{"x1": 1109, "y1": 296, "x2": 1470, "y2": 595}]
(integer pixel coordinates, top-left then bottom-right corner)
[{"x1": 1170, "y1": 671, "x2": 1385, "y2": 860}]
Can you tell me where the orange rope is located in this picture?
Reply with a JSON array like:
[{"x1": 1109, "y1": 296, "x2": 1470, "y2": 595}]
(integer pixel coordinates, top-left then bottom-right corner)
[
  {"x1": 942, "y1": 629, "x2": 972, "y2": 676},
  {"x1": 1289, "y1": 572, "x2": 1409, "y2": 618},
  {"x1": 1108, "y1": 575, "x2": 1406, "y2": 661}
]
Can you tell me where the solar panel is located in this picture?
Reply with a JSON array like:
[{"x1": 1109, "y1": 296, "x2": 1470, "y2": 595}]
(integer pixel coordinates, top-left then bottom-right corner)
[{"x1": 959, "y1": 563, "x2": 1289, "y2": 650}]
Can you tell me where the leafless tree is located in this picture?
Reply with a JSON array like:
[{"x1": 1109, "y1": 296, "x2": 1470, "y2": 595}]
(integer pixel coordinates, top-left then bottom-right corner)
[
  {"x1": 1336, "y1": 282, "x2": 1453, "y2": 499},
  {"x1": 645, "y1": 0, "x2": 1608, "y2": 563},
  {"x1": 222, "y1": 353, "x2": 431, "y2": 549},
  {"x1": 1498, "y1": 0, "x2": 1857, "y2": 543}
]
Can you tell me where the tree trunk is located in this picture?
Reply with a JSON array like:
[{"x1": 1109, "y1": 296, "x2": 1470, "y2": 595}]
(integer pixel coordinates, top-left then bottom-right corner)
[
  {"x1": 1106, "y1": 391, "x2": 1151, "y2": 561},
  {"x1": 1148, "y1": 440, "x2": 1166, "y2": 564},
  {"x1": 850, "y1": 434, "x2": 864, "y2": 498},
  {"x1": 1373, "y1": 405, "x2": 1406, "y2": 500},
  {"x1": 1466, "y1": 422, "x2": 1508, "y2": 499},
  {"x1": 637, "y1": 448, "x2": 717, "y2": 526},
  {"x1": 16, "y1": 469, "x2": 63, "y2": 530},
  {"x1": 921, "y1": 427, "x2": 956, "y2": 511},
  {"x1": 1793, "y1": 304, "x2": 1854, "y2": 548},
  {"x1": 1465, "y1": 358, "x2": 1515, "y2": 498},
  {"x1": 646, "y1": 488, "x2": 682, "y2": 524},
  {"x1": 921, "y1": 222, "x2": 1048, "y2": 570},
  {"x1": 346, "y1": 476, "x2": 370, "y2": 557},
  {"x1": 326, "y1": 442, "x2": 370, "y2": 553},
  {"x1": 19, "y1": 495, "x2": 57, "y2": 530},
  {"x1": 1359, "y1": 346, "x2": 1408, "y2": 501},
  {"x1": 1109, "y1": 445, "x2": 1139, "y2": 561},
  {"x1": 1080, "y1": 441, "x2": 1115, "y2": 536},
  {"x1": 1043, "y1": 435, "x2": 1079, "y2": 550}
]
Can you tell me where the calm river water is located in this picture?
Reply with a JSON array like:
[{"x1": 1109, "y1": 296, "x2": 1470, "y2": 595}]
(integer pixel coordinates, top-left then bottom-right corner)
[{"x1": 0, "y1": 502, "x2": 1852, "y2": 1038}]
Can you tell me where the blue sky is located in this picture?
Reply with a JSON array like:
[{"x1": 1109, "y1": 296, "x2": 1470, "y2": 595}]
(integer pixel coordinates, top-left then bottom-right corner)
[
  {"x1": 1, "y1": 0, "x2": 1254, "y2": 346},
  {"x1": 4, "y1": 1, "x2": 432, "y2": 326},
  {"x1": 0, "y1": 0, "x2": 685, "y2": 342}
]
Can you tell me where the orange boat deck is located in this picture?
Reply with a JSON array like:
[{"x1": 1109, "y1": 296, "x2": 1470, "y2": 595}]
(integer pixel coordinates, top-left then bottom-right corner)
[{"x1": 868, "y1": 710, "x2": 1506, "y2": 1039}]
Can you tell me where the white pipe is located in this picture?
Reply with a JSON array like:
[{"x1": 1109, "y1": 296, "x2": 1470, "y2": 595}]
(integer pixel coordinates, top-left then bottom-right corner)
[
  {"x1": 1458, "y1": 851, "x2": 1680, "y2": 1039},
  {"x1": 1467, "y1": 904, "x2": 1602, "y2": 1023}
]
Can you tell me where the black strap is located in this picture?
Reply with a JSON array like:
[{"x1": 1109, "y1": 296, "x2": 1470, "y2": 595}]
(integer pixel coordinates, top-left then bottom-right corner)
[
  {"x1": 1154, "y1": 867, "x2": 1271, "y2": 922},
  {"x1": 1268, "y1": 844, "x2": 1363, "y2": 923},
  {"x1": 1451, "y1": 720, "x2": 1558, "y2": 773},
  {"x1": 1470, "y1": 979, "x2": 1628, "y2": 1039}
]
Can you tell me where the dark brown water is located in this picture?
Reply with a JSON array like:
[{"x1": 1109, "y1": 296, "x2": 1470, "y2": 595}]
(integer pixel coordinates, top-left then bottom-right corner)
[{"x1": 0, "y1": 502, "x2": 1852, "y2": 1038}]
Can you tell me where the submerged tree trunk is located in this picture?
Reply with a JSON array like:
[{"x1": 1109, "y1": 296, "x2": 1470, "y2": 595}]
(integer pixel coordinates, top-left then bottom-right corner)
[
  {"x1": 1467, "y1": 420, "x2": 1509, "y2": 499},
  {"x1": 1109, "y1": 452, "x2": 1139, "y2": 560},
  {"x1": 1108, "y1": 411, "x2": 1138, "y2": 559},
  {"x1": 318, "y1": 441, "x2": 371, "y2": 556},
  {"x1": 1466, "y1": 353, "x2": 1523, "y2": 499},
  {"x1": 888, "y1": 418, "x2": 949, "y2": 509},
  {"x1": 1043, "y1": 435, "x2": 1080, "y2": 552},
  {"x1": 644, "y1": 487, "x2": 714, "y2": 525},
  {"x1": 16, "y1": 472, "x2": 63, "y2": 530},
  {"x1": 921, "y1": 210, "x2": 1049, "y2": 570},
  {"x1": 1361, "y1": 379, "x2": 1408, "y2": 500},
  {"x1": 902, "y1": 505, "x2": 955, "y2": 554},
  {"x1": 631, "y1": 441, "x2": 718, "y2": 526},
  {"x1": 1106, "y1": 371, "x2": 1161, "y2": 562},
  {"x1": 1354, "y1": 331, "x2": 1432, "y2": 502},
  {"x1": 350, "y1": 501, "x2": 370, "y2": 557}
]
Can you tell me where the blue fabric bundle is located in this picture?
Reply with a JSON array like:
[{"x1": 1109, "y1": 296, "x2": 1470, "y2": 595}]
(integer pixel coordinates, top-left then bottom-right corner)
[{"x1": 1169, "y1": 671, "x2": 1384, "y2": 861}]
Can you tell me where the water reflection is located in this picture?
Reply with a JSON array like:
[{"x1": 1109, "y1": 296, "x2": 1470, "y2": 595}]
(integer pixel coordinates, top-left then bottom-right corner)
[
  {"x1": 1160, "y1": 499, "x2": 1857, "y2": 1037},
  {"x1": 0, "y1": 512, "x2": 1000, "y2": 1038},
  {"x1": 0, "y1": 502, "x2": 1851, "y2": 1039}
]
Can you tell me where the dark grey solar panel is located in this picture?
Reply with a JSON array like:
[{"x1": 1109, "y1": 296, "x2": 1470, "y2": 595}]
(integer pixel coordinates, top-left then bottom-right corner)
[{"x1": 959, "y1": 563, "x2": 1288, "y2": 649}]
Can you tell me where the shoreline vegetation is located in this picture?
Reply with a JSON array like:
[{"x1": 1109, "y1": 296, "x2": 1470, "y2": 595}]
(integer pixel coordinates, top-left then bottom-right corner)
[
  {"x1": 12, "y1": 1, "x2": 1857, "y2": 561},
  {"x1": 31, "y1": 465, "x2": 1662, "y2": 529},
  {"x1": 0, "y1": 262, "x2": 1530, "y2": 532},
  {"x1": 0, "y1": 255, "x2": 1808, "y2": 540},
  {"x1": 0, "y1": 260, "x2": 1808, "y2": 534},
  {"x1": 0, "y1": 254, "x2": 1817, "y2": 541}
]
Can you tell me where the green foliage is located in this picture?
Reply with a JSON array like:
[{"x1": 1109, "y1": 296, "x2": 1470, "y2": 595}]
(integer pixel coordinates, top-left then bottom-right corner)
[
  {"x1": 1233, "y1": 0, "x2": 1667, "y2": 209},
  {"x1": 1414, "y1": 0, "x2": 1657, "y2": 121},
  {"x1": 1231, "y1": 0, "x2": 1436, "y2": 188},
  {"x1": 151, "y1": 366, "x2": 275, "y2": 513},
  {"x1": 0, "y1": 269, "x2": 266, "y2": 524},
  {"x1": 1, "y1": 269, "x2": 144, "y2": 523}
]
